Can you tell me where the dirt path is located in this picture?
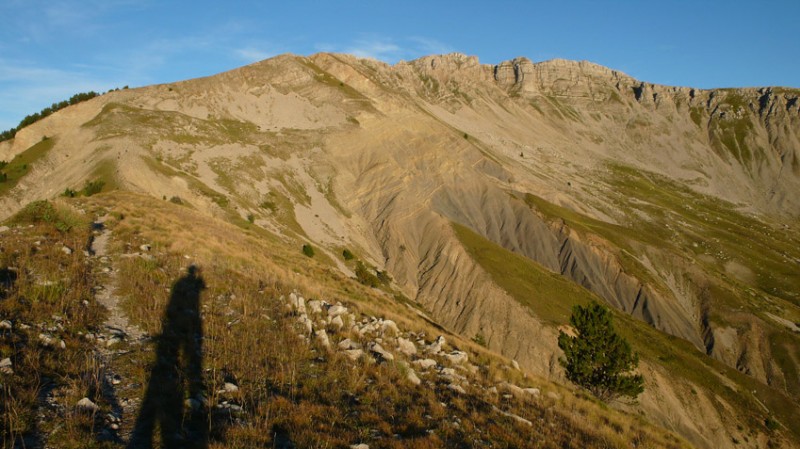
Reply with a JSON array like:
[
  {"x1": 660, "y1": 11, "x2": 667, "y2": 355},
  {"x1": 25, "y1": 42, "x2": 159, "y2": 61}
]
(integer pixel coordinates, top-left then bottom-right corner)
[
  {"x1": 91, "y1": 219, "x2": 145, "y2": 342},
  {"x1": 89, "y1": 217, "x2": 147, "y2": 443}
]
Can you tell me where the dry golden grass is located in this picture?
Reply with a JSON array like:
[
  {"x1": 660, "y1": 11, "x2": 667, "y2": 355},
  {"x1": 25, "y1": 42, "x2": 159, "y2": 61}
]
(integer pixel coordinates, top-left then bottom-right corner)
[
  {"x1": 1, "y1": 192, "x2": 692, "y2": 448},
  {"x1": 0, "y1": 201, "x2": 109, "y2": 448}
]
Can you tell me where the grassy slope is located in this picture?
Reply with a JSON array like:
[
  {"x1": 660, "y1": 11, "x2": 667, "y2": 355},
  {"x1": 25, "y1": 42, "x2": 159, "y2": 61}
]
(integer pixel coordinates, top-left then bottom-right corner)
[
  {"x1": 0, "y1": 138, "x2": 55, "y2": 196},
  {"x1": 452, "y1": 172, "x2": 800, "y2": 444},
  {"x1": 1, "y1": 193, "x2": 690, "y2": 449}
]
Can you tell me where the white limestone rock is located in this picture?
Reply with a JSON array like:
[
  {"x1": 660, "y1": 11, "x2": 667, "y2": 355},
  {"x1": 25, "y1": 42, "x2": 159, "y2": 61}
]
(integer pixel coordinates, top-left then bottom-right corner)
[
  {"x1": 447, "y1": 384, "x2": 466, "y2": 394},
  {"x1": 338, "y1": 338, "x2": 359, "y2": 350},
  {"x1": 330, "y1": 315, "x2": 344, "y2": 330},
  {"x1": 380, "y1": 319, "x2": 399, "y2": 335},
  {"x1": 396, "y1": 337, "x2": 417, "y2": 356},
  {"x1": 413, "y1": 359, "x2": 437, "y2": 370},
  {"x1": 445, "y1": 351, "x2": 468, "y2": 365},
  {"x1": 0, "y1": 357, "x2": 12, "y2": 375},
  {"x1": 523, "y1": 388, "x2": 540, "y2": 397},
  {"x1": 315, "y1": 329, "x2": 330, "y2": 349},
  {"x1": 327, "y1": 304, "x2": 348, "y2": 317},
  {"x1": 368, "y1": 342, "x2": 394, "y2": 362},
  {"x1": 77, "y1": 397, "x2": 99, "y2": 412},
  {"x1": 297, "y1": 315, "x2": 313, "y2": 334},
  {"x1": 428, "y1": 336, "x2": 446, "y2": 354},
  {"x1": 344, "y1": 349, "x2": 363, "y2": 361},
  {"x1": 307, "y1": 300, "x2": 323, "y2": 314}
]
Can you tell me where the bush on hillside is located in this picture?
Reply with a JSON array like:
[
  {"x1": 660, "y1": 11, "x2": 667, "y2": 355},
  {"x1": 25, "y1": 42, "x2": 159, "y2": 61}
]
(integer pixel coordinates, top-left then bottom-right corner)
[
  {"x1": 302, "y1": 244, "x2": 315, "y2": 258},
  {"x1": 355, "y1": 261, "x2": 379, "y2": 288},
  {"x1": 558, "y1": 301, "x2": 644, "y2": 402},
  {"x1": 81, "y1": 179, "x2": 105, "y2": 196},
  {"x1": 12, "y1": 200, "x2": 85, "y2": 233}
]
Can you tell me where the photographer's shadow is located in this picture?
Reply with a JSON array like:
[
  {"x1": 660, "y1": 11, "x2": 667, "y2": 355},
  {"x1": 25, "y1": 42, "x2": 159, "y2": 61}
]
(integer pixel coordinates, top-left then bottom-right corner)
[{"x1": 128, "y1": 265, "x2": 208, "y2": 449}]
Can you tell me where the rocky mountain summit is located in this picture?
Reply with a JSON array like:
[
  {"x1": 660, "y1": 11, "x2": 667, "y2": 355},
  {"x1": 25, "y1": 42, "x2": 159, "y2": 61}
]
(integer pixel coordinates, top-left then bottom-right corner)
[{"x1": 1, "y1": 53, "x2": 798, "y2": 449}]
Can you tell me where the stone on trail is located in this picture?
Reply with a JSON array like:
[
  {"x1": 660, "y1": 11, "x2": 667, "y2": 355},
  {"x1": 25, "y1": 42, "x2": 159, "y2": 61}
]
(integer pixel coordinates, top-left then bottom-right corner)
[{"x1": 77, "y1": 397, "x2": 99, "y2": 412}]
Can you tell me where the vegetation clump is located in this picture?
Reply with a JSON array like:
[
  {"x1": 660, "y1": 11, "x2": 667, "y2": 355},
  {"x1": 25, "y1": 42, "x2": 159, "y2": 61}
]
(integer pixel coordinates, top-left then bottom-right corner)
[
  {"x1": 0, "y1": 138, "x2": 55, "y2": 195},
  {"x1": 0, "y1": 209, "x2": 100, "y2": 447},
  {"x1": 558, "y1": 301, "x2": 644, "y2": 402},
  {"x1": 354, "y1": 261, "x2": 379, "y2": 287},
  {"x1": 0, "y1": 91, "x2": 100, "y2": 142},
  {"x1": 81, "y1": 179, "x2": 106, "y2": 197},
  {"x1": 11, "y1": 200, "x2": 85, "y2": 233},
  {"x1": 301, "y1": 243, "x2": 315, "y2": 258}
]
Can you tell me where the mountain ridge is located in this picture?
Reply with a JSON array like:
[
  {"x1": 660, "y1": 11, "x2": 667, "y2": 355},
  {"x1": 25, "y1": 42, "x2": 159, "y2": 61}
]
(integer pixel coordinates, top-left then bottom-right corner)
[{"x1": 1, "y1": 52, "x2": 799, "y2": 449}]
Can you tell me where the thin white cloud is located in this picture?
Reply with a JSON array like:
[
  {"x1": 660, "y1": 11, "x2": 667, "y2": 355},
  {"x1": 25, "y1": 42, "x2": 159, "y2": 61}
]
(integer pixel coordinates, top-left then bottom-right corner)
[
  {"x1": 4, "y1": 0, "x2": 148, "y2": 43},
  {"x1": 408, "y1": 37, "x2": 456, "y2": 56},
  {"x1": 0, "y1": 59, "x2": 127, "y2": 130},
  {"x1": 346, "y1": 40, "x2": 403, "y2": 61},
  {"x1": 317, "y1": 35, "x2": 457, "y2": 63},
  {"x1": 235, "y1": 46, "x2": 282, "y2": 63}
]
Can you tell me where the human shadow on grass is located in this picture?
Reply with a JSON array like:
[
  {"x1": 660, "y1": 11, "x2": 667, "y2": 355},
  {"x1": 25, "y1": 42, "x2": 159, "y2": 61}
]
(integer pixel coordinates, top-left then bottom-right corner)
[{"x1": 127, "y1": 265, "x2": 208, "y2": 449}]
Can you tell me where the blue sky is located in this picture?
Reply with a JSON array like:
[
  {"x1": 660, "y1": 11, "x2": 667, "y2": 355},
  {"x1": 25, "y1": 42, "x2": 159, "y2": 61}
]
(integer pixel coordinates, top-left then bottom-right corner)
[{"x1": 1, "y1": 0, "x2": 798, "y2": 131}]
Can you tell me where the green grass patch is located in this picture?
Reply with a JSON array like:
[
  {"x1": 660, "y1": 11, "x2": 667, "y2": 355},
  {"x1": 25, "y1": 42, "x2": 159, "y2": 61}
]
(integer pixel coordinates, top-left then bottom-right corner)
[
  {"x1": 604, "y1": 163, "x2": 800, "y2": 309},
  {"x1": 522, "y1": 192, "x2": 664, "y2": 290},
  {"x1": 617, "y1": 311, "x2": 799, "y2": 440},
  {"x1": 299, "y1": 59, "x2": 371, "y2": 102},
  {"x1": 689, "y1": 106, "x2": 704, "y2": 127},
  {"x1": 84, "y1": 103, "x2": 261, "y2": 146},
  {"x1": 0, "y1": 137, "x2": 55, "y2": 195},
  {"x1": 322, "y1": 177, "x2": 351, "y2": 218},
  {"x1": 261, "y1": 189, "x2": 307, "y2": 238},
  {"x1": 453, "y1": 220, "x2": 799, "y2": 440},
  {"x1": 142, "y1": 155, "x2": 229, "y2": 210},
  {"x1": 9, "y1": 200, "x2": 87, "y2": 233},
  {"x1": 452, "y1": 222, "x2": 595, "y2": 324},
  {"x1": 711, "y1": 116, "x2": 754, "y2": 165},
  {"x1": 545, "y1": 95, "x2": 582, "y2": 121},
  {"x1": 769, "y1": 330, "x2": 800, "y2": 401}
]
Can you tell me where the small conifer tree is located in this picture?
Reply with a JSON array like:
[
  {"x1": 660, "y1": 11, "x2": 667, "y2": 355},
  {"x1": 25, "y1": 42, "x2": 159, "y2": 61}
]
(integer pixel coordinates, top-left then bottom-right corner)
[{"x1": 558, "y1": 301, "x2": 644, "y2": 401}]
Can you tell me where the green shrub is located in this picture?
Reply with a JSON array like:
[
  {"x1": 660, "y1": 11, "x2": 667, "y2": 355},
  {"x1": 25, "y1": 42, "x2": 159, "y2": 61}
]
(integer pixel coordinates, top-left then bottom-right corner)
[
  {"x1": 355, "y1": 261, "x2": 379, "y2": 288},
  {"x1": 765, "y1": 416, "x2": 780, "y2": 431},
  {"x1": 81, "y1": 179, "x2": 105, "y2": 196},
  {"x1": 62, "y1": 188, "x2": 77, "y2": 198},
  {"x1": 302, "y1": 244, "x2": 315, "y2": 258},
  {"x1": 169, "y1": 196, "x2": 183, "y2": 205},
  {"x1": 12, "y1": 200, "x2": 84, "y2": 232},
  {"x1": 342, "y1": 249, "x2": 354, "y2": 260},
  {"x1": 376, "y1": 269, "x2": 391, "y2": 285},
  {"x1": 247, "y1": 213, "x2": 255, "y2": 223}
]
